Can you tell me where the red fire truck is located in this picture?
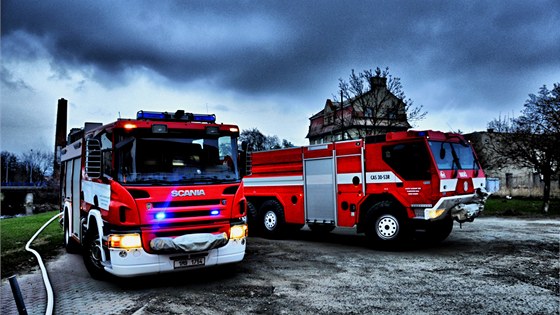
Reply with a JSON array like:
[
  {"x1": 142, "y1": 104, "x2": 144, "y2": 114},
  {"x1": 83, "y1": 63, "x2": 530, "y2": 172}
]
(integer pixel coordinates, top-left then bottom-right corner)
[
  {"x1": 60, "y1": 110, "x2": 248, "y2": 279},
  {"x1": 243, "y1": 130, "x2": 488, "y2": 244}
]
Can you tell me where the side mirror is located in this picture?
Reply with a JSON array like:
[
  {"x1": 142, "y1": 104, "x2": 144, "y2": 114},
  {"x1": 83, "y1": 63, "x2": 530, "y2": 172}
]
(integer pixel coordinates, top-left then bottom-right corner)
[
  {"x1": 239, "y1": 141, "x2": 251, "y2": 177},
  {"x1": 85, "y1": 139, "x2": 102, "y2": 178},
  {"x1": 439, "y1": 144, "x2": 446, "y2": 160}
]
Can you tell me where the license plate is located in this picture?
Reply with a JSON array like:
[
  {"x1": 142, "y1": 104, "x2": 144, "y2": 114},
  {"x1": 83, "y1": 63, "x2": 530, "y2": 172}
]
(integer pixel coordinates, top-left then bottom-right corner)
[{"x1": 173, "y1": 257, "x2": 205, "y2": 269}]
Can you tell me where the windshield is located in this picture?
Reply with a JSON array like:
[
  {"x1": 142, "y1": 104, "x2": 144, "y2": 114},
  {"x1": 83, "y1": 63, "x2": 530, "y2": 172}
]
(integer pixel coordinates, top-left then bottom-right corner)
[
  {"x1": 116, "y1": 132, "x2": 239, "y2": 185},
  {"x1": 428, "y1": 141, "x2": 478, "y2": 170}
]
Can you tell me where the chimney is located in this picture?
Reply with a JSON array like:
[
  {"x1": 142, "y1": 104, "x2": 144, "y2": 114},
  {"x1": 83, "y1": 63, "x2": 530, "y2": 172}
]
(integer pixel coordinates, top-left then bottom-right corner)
[
  {"x1": 370, "y1": 76, "x2": 387, "y2": 88},
  {"x1": 53, "y1": 98, "x2": 68, "y2": 179}
]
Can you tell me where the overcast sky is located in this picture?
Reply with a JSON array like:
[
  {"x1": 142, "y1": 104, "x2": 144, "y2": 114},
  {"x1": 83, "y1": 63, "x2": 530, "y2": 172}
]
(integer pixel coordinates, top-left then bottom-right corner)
[{"x1": 1, "y1": 0, "x2": 559, "y2": 154}]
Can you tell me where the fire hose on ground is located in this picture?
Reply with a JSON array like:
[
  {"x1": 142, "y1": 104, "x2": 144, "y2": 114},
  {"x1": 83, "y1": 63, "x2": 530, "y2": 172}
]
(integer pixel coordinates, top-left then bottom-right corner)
[{"x1": 9, "y1": 212, "x2": 62, "y2": 315}]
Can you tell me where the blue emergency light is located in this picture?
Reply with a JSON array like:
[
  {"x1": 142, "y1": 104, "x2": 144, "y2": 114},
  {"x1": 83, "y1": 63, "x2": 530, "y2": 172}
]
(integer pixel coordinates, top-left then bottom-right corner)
[
  {"x1": 192, "y1": 114, "x2": 216, "y2": 123},
  {"x1": 137, "y1": 111, "x2": 168, "y2": 120}
]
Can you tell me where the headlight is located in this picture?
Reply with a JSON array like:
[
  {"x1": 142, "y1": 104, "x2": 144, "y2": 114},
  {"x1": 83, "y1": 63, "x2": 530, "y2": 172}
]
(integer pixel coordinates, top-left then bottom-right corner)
[
  {"x1": 108, "y1": 233, "x2": 142, "y2": 249},
  {"x1": 230, "y1": 224, "x2": 248, "y2": 240}
]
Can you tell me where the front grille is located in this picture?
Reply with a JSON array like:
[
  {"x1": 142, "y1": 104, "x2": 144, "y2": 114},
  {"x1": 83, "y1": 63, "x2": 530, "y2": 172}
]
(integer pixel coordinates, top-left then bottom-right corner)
[
  {"x1": 153, "y1": 210, "x2": 221, "y2": 219},
  {"x1": 152, "y1": 199, "x2": 221, "y2": 208}
]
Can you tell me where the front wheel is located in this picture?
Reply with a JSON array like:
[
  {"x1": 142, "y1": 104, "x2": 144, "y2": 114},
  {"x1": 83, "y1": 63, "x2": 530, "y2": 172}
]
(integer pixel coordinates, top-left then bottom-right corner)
[
  {"x1": 425, "y1": 214, "x2": 454, "y2": 243},
  {"x1": 82, "y1": 222, "x2": 108, "y2": 280},
  {"x1": 259, "y1": 200, "x2": 285, "y2": 239},
  {"x1": 365, "y1": 202, "x2": 410, "y2": 246}
]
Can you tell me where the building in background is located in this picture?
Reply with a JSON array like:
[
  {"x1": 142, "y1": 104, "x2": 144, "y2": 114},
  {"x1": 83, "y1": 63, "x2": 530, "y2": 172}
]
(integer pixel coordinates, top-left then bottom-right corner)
[
  {"x1": 306, "y1": 77, "x2": 411, "y2": 144},
  {"x1": 466, "y1": 130, "x2": 559, "y2": 198}
]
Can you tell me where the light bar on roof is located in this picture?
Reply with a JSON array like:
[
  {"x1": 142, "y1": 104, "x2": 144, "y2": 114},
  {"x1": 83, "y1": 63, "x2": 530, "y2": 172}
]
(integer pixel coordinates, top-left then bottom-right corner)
[{"x1": 136, "y1": 110, "x2": 217, "y2": 123}]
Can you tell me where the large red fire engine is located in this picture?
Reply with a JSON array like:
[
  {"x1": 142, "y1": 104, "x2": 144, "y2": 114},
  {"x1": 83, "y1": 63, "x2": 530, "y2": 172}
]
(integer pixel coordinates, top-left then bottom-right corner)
[
  {"x1": 60, "y1": 110, "x2": 248, "y2": 279},
  {"x1": 243, "y1": 130, "x2": 488, "y2": 244}
]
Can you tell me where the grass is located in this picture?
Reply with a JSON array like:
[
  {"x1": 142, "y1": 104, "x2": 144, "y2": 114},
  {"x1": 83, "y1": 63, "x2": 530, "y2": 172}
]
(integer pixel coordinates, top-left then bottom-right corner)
[
  {"x1": 1, "y1": 210, "x2": 64, "y2": 278},
  {"x1": 484, "y1": 196, "x2": 560, "y2": 217}
]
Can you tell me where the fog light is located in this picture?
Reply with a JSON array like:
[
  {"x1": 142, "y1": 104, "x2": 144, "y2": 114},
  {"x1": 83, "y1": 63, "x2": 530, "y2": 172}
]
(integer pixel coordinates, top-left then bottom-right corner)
[
  {"x1": 230, "y1": 224, "x2": 248, "y2": 240},
  {"x1": 425, "y1": 209, "x2": 446, "y2": 220},
  {"x1": 109, "y1": 234, "x2": 142, "y2": 249}
]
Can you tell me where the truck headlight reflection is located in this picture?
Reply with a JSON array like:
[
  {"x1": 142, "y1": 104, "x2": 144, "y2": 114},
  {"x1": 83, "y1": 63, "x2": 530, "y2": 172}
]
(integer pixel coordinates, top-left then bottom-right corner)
[
  {"x1": 108, "y1": 234, "x2": 142, "y2": 249},
  {"x1": 230, "y1": 224, "x2": 248, "y2": 240}
]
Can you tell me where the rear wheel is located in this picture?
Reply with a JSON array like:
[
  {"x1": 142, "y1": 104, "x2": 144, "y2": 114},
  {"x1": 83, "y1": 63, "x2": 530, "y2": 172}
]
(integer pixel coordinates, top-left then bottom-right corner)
[
  {"x1": 82, "y1": 222, "x2": 108, "y2": 280},
  {"x1": 63, "y1": 211, "x2": 80, "y2": 254},
  {"x1": 260, "y1": 200, "x2": 285, "y2": 238},
  {"x1": 247, "y1": 201, "x2": 259, "y2": 235}
]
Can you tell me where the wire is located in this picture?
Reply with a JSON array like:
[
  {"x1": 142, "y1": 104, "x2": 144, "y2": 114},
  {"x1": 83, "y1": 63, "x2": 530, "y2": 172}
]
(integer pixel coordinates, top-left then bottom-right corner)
[{"x1": 25, "y1": 212, "x2": 62, "y2": 315}]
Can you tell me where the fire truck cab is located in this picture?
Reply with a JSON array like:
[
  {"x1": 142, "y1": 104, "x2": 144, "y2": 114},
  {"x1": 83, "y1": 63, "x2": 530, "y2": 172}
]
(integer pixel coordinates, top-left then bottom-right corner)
[
  {"x1": 60, "y1": 110, "x2": 248, "y2": 279},
  {"x1": 243, "y1": 130, "x2": 488, "y2": 244}
]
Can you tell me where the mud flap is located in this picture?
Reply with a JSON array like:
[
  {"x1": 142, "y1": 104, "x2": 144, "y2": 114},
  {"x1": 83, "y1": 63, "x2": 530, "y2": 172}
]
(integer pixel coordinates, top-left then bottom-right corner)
[{"x1": 150, "y1": 233, "x2": 228, "y2": 253}]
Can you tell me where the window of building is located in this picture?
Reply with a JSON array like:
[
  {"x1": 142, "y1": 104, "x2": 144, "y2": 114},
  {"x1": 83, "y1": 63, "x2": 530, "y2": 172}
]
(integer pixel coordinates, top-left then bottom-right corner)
[{"x1": 324, "y1": 113, "x2": 334, "y2": 125}]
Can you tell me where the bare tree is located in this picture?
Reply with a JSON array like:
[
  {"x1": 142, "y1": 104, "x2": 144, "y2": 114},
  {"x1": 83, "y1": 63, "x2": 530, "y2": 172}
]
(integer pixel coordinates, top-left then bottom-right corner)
[
  {"x1": 240, "y1": 128, "x2": 293, "y2": 152},
  {"x1": 20, "y1": 149, "x2": 54, "y2": 183},
  {"x1": 1, "y1": 149, "x2": 53, "y2": 184},
  {"x1": 334, "y1": 67, "x2": 427, "y2": 139},
  {"x1": 1, "y1": 151, "x2": 20, "y2": 183},
  {"x1": 281, "y1": 139, "x2": 294, "y2": 148},
  {"x1": 487, "y1": 83, "x2": 560, "y2": 213}
]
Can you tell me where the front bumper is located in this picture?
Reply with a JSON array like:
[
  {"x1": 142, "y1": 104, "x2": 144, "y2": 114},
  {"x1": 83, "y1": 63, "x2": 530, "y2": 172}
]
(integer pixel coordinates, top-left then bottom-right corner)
[
  {"x1": 103, "y1": 237, "x2": 246, "y2": 277},
  {"x1": 420, "y1": 188, "x2": 489, "y2": 223}
]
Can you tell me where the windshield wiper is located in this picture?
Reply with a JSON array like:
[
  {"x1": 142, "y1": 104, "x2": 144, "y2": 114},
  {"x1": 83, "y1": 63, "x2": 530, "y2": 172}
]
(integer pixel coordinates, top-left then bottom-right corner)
[
  {"x1": 129, "y1": 178, "x2": 175, "y2": 185},
  {"x1": 450, "y1": 145, "x2": 461, "y2": 178}
]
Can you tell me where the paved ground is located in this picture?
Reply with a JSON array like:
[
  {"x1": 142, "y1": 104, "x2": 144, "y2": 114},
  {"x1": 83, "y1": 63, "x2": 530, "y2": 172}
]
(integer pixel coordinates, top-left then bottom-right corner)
[{"x1": 1, "y1": 217, "x2": 559, "y2": 314}]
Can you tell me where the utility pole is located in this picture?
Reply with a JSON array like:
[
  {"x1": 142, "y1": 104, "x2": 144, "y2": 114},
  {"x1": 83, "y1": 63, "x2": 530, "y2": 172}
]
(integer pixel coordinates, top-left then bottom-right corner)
[{"x1": 340, "y1": 90, "x2": 345, "y2": 140}]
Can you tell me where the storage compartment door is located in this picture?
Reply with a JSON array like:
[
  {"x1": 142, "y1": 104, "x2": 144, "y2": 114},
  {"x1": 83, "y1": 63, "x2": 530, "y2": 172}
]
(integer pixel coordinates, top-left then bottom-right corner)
[{"x1": 304, "y1": 158, "x2": 336, "y2": 224}]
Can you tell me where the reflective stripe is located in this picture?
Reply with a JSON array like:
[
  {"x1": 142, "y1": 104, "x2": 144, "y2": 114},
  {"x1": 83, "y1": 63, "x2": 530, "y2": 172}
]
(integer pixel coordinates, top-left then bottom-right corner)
[
  {"x1": 243, "y1": 176, "x2": 304, "y2": 187},
  {"x1": 336, "y1": 173, "x2": 362, "y2": 185}
]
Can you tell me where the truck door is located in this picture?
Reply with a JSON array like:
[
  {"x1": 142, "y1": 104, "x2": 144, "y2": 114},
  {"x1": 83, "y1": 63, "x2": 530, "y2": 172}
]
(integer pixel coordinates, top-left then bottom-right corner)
[
  {"x1": 304, "y1": 157, "x2": 336, "y2": 224},
  {"x1": 335, "y1": 140, "x2": 364, "y2": 227},
  {"x1": 72, "y1": 157, "x2": 82, "y2": 237},
  {"x1": 381, "y1": 141, "x2": 434, "y2": 210}
]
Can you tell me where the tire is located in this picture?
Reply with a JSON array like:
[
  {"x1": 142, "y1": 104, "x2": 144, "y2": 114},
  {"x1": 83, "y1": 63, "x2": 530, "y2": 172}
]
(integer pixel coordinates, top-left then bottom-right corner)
[
  {"x1": 308, "y1": 224, "x2": 335, "y2": 233},
  {"x1": 82, "y1": 222, "x2": 108, "y2": 280},
  {"x1": 259, "y1": 200, "x2": 285, "y2": 238},
  {"x1": 63, "y1": 210, "x2": 80, "y2": 254},
  {"x1": 425, "y1": 214, "x2": 454, "y2": 243},
  {"x1": 365, "y1": 201, "x2": 410, "y2": 245},
  {"x1": 247, "y1": 201, "x2": 259, "y2": 236}
]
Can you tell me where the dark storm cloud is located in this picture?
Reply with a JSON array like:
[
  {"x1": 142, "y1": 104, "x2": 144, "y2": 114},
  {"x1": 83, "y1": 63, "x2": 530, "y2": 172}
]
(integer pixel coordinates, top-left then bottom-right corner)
[{"x1": 2, "y1": 0, "x2": 559, "y2": 102}]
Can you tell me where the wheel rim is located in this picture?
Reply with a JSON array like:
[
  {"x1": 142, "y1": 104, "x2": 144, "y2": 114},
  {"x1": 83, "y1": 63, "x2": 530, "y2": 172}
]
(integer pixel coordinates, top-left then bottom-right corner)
[
  {"x1": 263, "y1": 210, "x2": 277, "y2": 231},
  {"x1": 64, "y1": 217, "x2": 70, "y2": 245},
  {"x1": 88, "y1": 235, "x2": 103, "y2": 268},
  {"x1": 376, "y1": 215, "x2": 399, "y2": 240},
  {"x1": 65, "y1": 226, "x2": 71, "y2": 245}
]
